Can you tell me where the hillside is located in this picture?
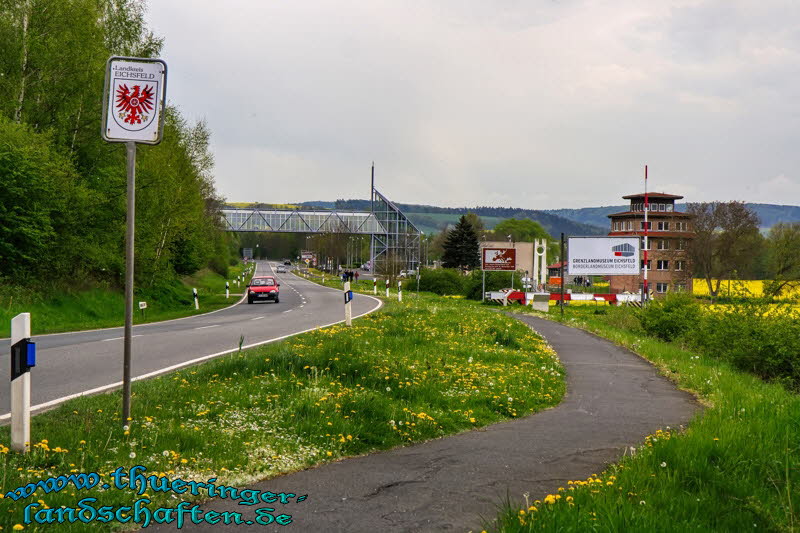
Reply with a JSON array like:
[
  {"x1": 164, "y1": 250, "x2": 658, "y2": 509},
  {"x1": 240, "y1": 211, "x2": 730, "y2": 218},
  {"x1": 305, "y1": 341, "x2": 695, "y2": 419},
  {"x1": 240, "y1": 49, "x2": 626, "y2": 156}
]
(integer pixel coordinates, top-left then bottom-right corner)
[
  {"x1": 544, "y1": 203, "x2": 800, "y2": 231},
  {"x1": 298, "y1": 200, "x2": 606, "y2": 236}
]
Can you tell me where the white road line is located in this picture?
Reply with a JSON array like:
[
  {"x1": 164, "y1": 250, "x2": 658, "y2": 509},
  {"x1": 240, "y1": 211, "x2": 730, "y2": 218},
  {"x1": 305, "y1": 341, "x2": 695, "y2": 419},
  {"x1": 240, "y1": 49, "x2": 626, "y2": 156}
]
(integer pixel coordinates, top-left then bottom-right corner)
[
  {"x1": 101, "y1": 335, "x2": 142, "y2": 342},
  {"x1": 0, "y1": 271, "x2": 383, "y2": 421},
  {"x1": 194, "y1": 325, "x2": 219, "y2": 330},
  {"x1": 282, "y1": 309, "x2": 293, "y2": 314},
  {"x1": 250, "y1": 316, "x2": 265, "y2": 321}
]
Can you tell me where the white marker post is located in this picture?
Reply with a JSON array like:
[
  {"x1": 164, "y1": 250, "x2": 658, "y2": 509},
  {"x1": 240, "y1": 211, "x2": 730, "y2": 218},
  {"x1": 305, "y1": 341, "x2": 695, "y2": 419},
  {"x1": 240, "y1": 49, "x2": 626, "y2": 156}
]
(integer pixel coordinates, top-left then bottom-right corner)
[
  {"x1": 226, "y1": 281, "x2": 230, "y2": 299},
  {"x1": 373, "y1": 279, "x2": 377, "y2": 295},
  {"x1": 385, "y1": 278, "x2": 390, "y2": 298},
  {"x1": 344, "y1": 281, "x2": 353, "y2": 327},
  {"x1": 102, "y1": 56, "x2": 167, "y2": 427},
  {"x1": 10, "y1": 313, "x2": 34, "y2": 453},
  {"x1": 398, "y1": 280, "x2": 402, "y2": 302},
  {"x1": 193, "y1": 288, "x2": 199, "y2": 310}
]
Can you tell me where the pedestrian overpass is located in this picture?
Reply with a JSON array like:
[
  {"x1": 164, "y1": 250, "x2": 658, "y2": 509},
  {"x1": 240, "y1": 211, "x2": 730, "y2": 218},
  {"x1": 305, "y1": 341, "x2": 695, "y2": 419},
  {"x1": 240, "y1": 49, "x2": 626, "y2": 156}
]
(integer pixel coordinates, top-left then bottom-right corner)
[{"x1": 221, "y1": 186, "x2": 421, "y2": 273}]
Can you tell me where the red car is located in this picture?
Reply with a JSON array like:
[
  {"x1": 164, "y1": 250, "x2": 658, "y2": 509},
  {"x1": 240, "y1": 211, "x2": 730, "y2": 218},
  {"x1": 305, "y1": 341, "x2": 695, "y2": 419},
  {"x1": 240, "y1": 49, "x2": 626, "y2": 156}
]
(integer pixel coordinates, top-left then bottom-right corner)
[{"x1": 247, "y1": 276, "x2": 280, "y2": 304}]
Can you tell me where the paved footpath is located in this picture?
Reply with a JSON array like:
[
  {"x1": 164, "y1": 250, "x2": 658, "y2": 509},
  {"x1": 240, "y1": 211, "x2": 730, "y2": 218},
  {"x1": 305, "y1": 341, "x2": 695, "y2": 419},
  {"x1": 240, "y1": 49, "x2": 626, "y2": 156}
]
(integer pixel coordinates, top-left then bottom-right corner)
[{"x1": 167, "y1": 315, "x2": 700, "y2": 533}]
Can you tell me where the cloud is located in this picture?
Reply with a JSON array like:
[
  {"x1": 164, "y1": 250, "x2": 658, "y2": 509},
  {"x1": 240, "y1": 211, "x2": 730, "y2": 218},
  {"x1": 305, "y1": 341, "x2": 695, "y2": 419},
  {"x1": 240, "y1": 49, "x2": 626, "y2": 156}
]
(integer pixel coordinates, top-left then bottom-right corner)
[{"x1": 147, "y1": 0, "x2": 800, "y2": 209}]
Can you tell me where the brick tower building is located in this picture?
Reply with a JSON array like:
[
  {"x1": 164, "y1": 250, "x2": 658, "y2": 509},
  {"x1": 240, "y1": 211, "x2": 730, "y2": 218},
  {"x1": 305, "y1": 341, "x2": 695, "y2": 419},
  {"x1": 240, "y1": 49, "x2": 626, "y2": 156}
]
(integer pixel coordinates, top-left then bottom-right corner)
[{"x1": 607, "y1": 193, "x2": 694, "y2": 296}]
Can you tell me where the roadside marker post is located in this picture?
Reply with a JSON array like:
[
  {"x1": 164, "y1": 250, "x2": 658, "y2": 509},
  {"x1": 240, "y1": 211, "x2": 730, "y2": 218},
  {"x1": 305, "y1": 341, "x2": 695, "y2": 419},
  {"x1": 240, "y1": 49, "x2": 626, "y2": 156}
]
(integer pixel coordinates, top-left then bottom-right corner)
[
  {"x1": 344, "y1": 281, "x2": 353, "y2": 327},
  {"x1": 193, "y1": 288, "x2": 199, "y2": 310},
  {"x1": 101, "y1": 55, "x2": 167, "y2": 427},
  {"x1": 373, "y1": 279, "x2": 377, "y2": 295},
  {"x1": 226, "y1": 281, "x2": 230, "y2": 299},
  {"x1": 10, "y1": 313, "x2": 35, "y2": 453},
  {"x1": 385, "y1": 278, "x2": 390, "y2": 298},
  {"x1": 398, "y1": 280, "x2": 402, "y2": 302}
]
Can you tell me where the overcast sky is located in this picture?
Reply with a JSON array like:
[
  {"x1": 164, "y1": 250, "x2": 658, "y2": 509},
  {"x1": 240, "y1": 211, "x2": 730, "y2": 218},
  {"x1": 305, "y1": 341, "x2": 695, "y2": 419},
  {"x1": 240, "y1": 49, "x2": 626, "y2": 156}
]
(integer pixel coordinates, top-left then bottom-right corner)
[{"x1": 146, "y1": 0, "x2": 800, "y2": 209}]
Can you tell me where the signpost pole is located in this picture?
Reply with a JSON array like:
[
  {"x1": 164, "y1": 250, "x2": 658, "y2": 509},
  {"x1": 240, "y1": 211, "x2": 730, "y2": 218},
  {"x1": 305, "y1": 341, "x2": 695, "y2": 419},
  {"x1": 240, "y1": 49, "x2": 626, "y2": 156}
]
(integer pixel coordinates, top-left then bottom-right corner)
[
  {"x1": 482, "y1": 271, "x2": 485, "y2": 302},
  {"x1": 122, "y1": 141, "x2": 136, "y2": 427},
  {"x1": 560, "y1": 233, "x2": 565, "y2": 318}
]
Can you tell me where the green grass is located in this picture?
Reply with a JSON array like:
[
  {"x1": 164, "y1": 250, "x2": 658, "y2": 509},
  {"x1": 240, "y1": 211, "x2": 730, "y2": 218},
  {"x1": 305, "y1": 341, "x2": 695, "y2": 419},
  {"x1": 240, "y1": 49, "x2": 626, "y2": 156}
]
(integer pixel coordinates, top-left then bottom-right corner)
[
  {"x1": 0, "y1": 294, "x2": 564, "y2": 531},
  {"x1": 488, "y1": 306, "x2": 800, "y2": 532},
  {"x1": 0, "y1": 264, "x2": 254, "y2": 338}
]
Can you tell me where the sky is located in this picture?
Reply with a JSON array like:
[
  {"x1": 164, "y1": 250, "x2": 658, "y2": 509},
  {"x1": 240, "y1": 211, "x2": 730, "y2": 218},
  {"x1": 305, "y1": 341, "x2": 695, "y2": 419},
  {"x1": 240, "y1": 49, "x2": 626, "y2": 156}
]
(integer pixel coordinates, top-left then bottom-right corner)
[{"x1": 146, "y1": 0, "x2": 800, "y2": 209}]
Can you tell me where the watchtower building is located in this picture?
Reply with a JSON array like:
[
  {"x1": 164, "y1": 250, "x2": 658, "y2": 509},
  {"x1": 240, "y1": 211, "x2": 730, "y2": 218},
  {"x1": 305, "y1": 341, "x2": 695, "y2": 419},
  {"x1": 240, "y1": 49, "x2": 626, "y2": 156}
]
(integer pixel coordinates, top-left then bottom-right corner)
[{"x1": 607, "y1": 193, "x2": 694, "y2": 295}]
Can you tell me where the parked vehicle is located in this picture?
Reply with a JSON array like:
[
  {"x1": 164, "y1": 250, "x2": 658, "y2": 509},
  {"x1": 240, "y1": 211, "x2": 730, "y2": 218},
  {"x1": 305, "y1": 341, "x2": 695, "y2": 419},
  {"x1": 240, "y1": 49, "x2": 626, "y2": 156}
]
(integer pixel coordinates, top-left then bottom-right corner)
[{"x1": 247, "y1": 276, "x2": 280, "y2": 304}]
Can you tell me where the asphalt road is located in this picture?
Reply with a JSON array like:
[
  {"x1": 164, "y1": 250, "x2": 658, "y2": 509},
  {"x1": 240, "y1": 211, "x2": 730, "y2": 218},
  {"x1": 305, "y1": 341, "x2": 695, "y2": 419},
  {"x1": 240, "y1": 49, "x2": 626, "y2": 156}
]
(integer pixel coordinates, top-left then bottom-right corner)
[
  {"x1": 164, "y1": 314, "x2": 700, "y2": 533},
  {"x1": 0, "y1": 261, "x2": 381, "y2": 418}
]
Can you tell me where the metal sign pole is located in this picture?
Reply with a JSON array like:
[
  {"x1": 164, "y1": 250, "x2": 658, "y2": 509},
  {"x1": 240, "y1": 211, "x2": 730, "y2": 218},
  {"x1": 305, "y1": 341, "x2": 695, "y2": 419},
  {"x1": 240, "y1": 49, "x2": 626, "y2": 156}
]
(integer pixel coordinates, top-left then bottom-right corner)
[
  {"x1": 102, "y1": 56, "x2": 167, "y2": 429},
  {"x1": 122, "y1": 141, "x2": 136, "y2": 427}
]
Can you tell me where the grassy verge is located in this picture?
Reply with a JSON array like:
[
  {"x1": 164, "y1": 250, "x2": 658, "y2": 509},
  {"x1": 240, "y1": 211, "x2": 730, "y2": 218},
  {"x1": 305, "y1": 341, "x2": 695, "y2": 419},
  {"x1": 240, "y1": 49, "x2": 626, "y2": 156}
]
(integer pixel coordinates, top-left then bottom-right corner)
[
  {"x1": 0, "y1": 264, "x2": 254, "y2": 337},
  {"x1": 0, "y1": 294, "x2": 564, "y2": 531},
  {"x1": 489, "y1": 306, "x2": 799, "y2": 532}
]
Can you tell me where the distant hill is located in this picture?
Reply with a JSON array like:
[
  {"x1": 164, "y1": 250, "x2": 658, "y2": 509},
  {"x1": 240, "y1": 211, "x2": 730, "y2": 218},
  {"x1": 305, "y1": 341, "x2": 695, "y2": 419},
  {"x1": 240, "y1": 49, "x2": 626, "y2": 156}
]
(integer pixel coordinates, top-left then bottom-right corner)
[
  {"x1": 544, "y1": 203, "x2": 800, "y2": 232},
  {"x1": 297, "y1": 199, "x2": 606, "y2": 237},
  {"x1": 232, "y1": 199, "x2": 799, "y2": 236}
]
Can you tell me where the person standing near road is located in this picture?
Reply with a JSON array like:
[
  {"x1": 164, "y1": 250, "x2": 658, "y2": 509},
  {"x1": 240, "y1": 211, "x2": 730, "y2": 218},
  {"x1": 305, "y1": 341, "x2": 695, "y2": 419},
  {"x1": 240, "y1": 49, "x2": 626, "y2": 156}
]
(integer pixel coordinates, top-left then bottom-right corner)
[{"x1": 354, "y1": 271, "x2": 359, "y2": 282}]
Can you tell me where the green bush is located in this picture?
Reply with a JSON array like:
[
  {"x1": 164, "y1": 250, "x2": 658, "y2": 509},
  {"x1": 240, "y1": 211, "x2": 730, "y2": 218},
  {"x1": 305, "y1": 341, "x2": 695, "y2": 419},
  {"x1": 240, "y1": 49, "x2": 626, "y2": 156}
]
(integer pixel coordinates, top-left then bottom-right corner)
[
  {"x1": 637, "y1": 292, "x2": 701, "y2": 342},
  {"x1": 688, "y1": 301, "x2": 800, "y2": 389},
  {"x1": 418, "y1": 268, "x2": 465, "y2": 295}
]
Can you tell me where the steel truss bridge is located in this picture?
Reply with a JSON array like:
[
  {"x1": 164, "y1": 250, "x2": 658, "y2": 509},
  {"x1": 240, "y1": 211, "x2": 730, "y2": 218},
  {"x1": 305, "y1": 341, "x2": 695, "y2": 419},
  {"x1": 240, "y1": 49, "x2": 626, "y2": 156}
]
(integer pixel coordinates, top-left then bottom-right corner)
[{"x1": 221, "y1": 186, "x2": 421, "y2": 273}]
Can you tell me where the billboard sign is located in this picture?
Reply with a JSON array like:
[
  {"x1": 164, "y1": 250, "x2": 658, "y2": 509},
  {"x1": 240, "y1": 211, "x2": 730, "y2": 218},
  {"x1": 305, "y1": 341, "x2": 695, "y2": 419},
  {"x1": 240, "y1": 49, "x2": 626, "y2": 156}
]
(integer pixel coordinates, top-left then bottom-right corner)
[
  {"x1": 102, "y1": 57, "x2": 167, "y2": 144},
  {"x1": 568, "y1": 237, "x2": 640, "y2": 275},
  {"x1": 482, "y1": 247, "x2": 516, "y2": 271}
]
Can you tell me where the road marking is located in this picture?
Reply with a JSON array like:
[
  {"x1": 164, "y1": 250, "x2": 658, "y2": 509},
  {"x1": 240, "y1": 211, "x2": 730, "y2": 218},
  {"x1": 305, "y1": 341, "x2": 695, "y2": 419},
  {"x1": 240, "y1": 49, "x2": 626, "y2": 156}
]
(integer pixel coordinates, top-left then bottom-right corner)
[
  {"x1": 0, "y1": 273, "x2": 383, "y2": 421},
  {"x1": 101, "y1": 335, "x2": 142, "y2": 342},
  {"x1": 194, "y1": 325, "x2": 219, "y2": 330},
  {"x1": 250, "y1": 316, "x2": 265, "y2": 321},
  {"x1": 282, "y1": 309, "x2": 293, "y2": 314}
]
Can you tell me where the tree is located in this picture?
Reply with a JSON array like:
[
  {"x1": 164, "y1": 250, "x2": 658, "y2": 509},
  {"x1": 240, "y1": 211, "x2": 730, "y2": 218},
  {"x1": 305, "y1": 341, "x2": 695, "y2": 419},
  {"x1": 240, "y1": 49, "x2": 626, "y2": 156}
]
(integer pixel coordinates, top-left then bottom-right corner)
[
  {"x1": 463, "y1": 212, "x2": 485, "y2": 234},
  {"x1": 442, "y1": 215, "x2": 480, "y2": 271},
  {"x1": 687, "y1": 201, "x2": 761, "y2": 300},
  {"x1": 490, "y1": 218, "x2": 550, "y2": 242},
  {"x1": 489, "y1": 218, "x2": 558, "y2": 259},
  {"x1": 763, "y1": 222, "x2": 800, "y2": 298}
]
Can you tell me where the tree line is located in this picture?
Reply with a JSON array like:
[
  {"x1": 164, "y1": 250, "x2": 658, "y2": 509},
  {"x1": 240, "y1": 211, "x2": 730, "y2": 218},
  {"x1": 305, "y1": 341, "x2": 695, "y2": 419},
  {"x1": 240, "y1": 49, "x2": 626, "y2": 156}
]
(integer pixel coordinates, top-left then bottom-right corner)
[{"x1": 0, "y1": 0, "x2": 236, "y2": 288}]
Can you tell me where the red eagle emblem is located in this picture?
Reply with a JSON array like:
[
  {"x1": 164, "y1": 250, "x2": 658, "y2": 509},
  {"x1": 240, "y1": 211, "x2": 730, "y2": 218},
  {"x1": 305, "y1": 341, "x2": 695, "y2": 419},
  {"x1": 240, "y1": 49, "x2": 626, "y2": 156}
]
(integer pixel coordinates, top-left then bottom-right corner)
[{"x1": 115, "y1": 84, "x2": 155, "y2": 125}]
